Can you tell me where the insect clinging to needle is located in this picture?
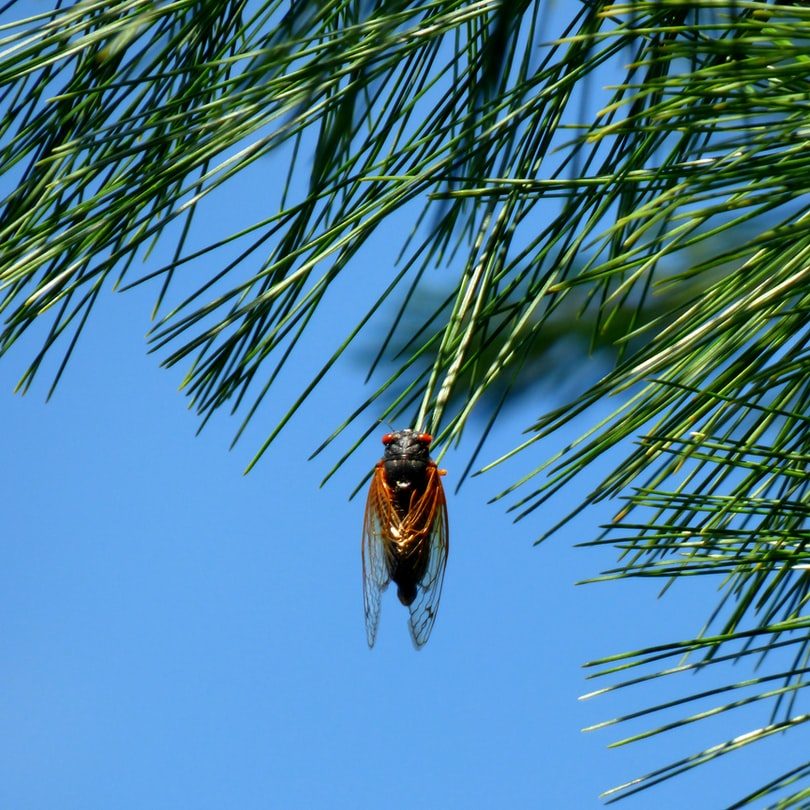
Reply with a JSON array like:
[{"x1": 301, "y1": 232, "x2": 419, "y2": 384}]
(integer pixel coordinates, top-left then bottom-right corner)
[{"x1": 362, "y1": 429, "x2": 449, "y2": 648}]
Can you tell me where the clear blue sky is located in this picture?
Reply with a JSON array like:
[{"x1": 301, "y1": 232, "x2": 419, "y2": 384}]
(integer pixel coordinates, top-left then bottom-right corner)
[
  {"x1": 2, "y1": 245, "x2": 803, "y2": 809},
  {"x1": 2, "y1": 5, "x2": 807, "y2": 807}
]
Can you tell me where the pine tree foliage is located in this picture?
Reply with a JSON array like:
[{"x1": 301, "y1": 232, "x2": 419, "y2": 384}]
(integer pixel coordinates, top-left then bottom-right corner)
[{"x1": 1, "y1": 0, "x2": 809, "y2": 803}]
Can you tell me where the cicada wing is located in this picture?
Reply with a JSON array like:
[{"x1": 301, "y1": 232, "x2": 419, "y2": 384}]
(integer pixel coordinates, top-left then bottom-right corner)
[
  {"x1": 362, "y1": 464, "x2": 394, "y2": 647},
  {"x1": 405, "y1": 465, "x2": 449, "y2": 649}
]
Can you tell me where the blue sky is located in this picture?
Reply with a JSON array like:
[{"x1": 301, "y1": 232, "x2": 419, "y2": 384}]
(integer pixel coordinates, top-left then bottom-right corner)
[{"x1": 2, "y1": 254, "x2": 804, "y2": 809}]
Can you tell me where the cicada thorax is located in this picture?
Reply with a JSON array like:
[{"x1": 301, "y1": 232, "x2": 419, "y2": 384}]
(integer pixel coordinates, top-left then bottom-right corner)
[
  {"x1": 384, "y1": 455, "x2": 430, "y2": 516},
  {"x1": 382, "y1": 454, "x2": 434, "y2": 606}
]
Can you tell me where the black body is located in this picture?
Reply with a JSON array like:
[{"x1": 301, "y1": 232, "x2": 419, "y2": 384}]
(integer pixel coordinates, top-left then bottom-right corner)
[
  {"x1": 381, "y1": 429, "x2": 433, "y2": 605},
  {"x1": 382, "y1": 429, "x2": 432, "y2": 516}
]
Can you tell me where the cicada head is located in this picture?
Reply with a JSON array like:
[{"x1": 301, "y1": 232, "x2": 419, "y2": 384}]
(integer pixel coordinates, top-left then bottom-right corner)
[{"x1": 380, "y1": 428, "x2": 433, "y2": 463}]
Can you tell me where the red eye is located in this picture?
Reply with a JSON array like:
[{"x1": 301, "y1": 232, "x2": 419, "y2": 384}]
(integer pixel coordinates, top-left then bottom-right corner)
[
  {"x1": 417, "y1": 433, "x2": 433, "y2": 444},
  {"x1": 381, "y1": 433, "x2": 395, "y2": 444}
]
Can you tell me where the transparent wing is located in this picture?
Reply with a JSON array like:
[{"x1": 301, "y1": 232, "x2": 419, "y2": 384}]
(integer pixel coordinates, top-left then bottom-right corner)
[
  {"x1": 362, "y1": 464, "x2": 393, "y2": 647},
  {"x1": 405, "y1": 465, "x2": 449, "y2": 649}
]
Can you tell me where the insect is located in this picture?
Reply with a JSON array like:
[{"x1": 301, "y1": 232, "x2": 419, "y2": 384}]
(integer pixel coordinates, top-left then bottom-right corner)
[{"x1": 362, "y1": 428, "x2": 449, "y2": 648}]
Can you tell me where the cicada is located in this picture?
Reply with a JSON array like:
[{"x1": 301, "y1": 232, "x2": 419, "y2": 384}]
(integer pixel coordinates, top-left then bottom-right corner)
[{"x1": 362, "y1": 429, "x2": 449, "y2": 648}]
